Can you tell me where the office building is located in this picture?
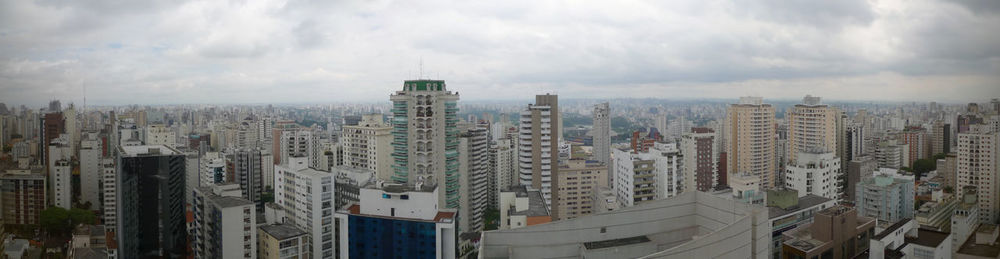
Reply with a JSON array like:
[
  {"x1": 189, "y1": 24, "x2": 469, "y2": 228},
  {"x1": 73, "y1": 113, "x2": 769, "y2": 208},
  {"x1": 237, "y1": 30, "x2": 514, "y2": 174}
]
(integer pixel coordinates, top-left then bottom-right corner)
[
  {"x1": 458, "y1": 125, "x2": 488, "y2": 232},
  {"x1": 726, "y1": 97, "x2": 777, "y2": 189},
  {"x1": 191, "y1": 184, "x2": 257, "y2": 259},
  {"x1": 518, "y1": 94, "x2": 560, "y2": 207},
  {"x1": 480, "y1": 191, "x2": 771, "y2": 258},
  {"x1": 553, "y1": 159, "x2": 608, "y2": 220},
  {"x1": 258, "y1": 224, "x2": 309, "y2": 259},
  {"x1": 957, "y1": 124, "x2": 999, "y2": 224},
  {"x1": 0, "y1": 169, "x2": 45, "y2": 226},
  {"x1": 681, "y1": 127, "x2": 718, "y2": 192},
  {"x1": 592, "y1": 102, "x2": 611, "y2": 165},
  {"x1": 784, "y1": 151, "x2": 840, "y2": 199},
  {"x1": 274, "y1": 156, "x2": 336, "y2": 258},
  {"x1": 855, "y1": 174, "x2": 915, "y2": 223},
  {"x1": 498, "y1": 186, "x2": 551, "y2": 230},
  {"x1": 781, "y1": 206, "x2": 875, "y2": 259},
  {"x1": 340, "y1": 114, "x2": 392, "y2": 181},
  {"x1": 334, "y1": 183, "x2": 457, "y2": 259},
  {"x1": 109, "y1": 145, "x2": 186, "y2": 259},
  {"x1": 389, "y1": 79, "x2": 461, "y2": 209}
]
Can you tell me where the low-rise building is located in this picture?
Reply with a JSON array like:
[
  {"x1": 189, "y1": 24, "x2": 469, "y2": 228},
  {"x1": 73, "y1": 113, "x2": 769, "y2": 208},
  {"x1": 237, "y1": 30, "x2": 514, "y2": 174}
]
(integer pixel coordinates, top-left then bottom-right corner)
[
  {"x1": 765, "y1": 189, "x2": 837, "y2": 259},
  {"x1": 258, "y1": 224, "x2": 309, "y2": 259},
  {"x1": 498, "y1": 186, "x2": 550, "y2": 230},
  {"x1": 855, "y1": 174, "x2": 915, "y2": 223},
  {"x1": 870, "y1": 219, "x2": 952, "y2": 259},
  {"x1": 781, "y1": 206, "x2": 876, "y2": 259}
]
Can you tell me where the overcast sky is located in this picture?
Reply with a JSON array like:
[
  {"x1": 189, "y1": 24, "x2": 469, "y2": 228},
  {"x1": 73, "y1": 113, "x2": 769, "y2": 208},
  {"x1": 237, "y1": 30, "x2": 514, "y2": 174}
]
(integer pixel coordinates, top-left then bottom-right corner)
[{"x1": 1, "y1": 0, "x2": 998, "y2": 107}]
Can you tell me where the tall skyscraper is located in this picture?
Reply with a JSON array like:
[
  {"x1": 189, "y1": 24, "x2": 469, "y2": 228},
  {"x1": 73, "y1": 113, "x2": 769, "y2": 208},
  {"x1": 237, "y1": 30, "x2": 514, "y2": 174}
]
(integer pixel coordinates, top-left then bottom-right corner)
[
  {"x1": 341, "y1": 113, "x2": 392, "y2": 181},
  {"x1": 48, "y1": 135, "x2": 72, "y2": 209},
  {"x1": 592, "y1": 102, "x2": 611, "y2": 165},
  {"x1": 518, "y1": 94, "x2": 560, "y2": 207},
  {"x1": 110, "y1": 145, "x2": 187, "y2": 259},
  {"x1": 931, "y1": 121, "x2": 951, "y2": 155},
  {"x1": 79, "y1": 132, "x2": 103, "y2": 207},
  {"x1": 389, "y1": 79, "x2": 461, "y2": 208},
  {"x1": 681, "y1": 127, "x2": 717, "y2": 192},
  {"x1": 725, "y1": 97, "x2": 777, "y2": 189},
  {"x1": 956, "y1": 124, "x2": 999, "y2": 224}
]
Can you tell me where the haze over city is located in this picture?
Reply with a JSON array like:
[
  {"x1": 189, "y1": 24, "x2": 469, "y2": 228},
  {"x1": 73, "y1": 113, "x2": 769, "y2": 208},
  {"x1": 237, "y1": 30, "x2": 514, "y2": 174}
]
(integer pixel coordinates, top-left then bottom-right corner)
[{"x1": 2, "y1": 0, "x2": 1000, "y2": 106}]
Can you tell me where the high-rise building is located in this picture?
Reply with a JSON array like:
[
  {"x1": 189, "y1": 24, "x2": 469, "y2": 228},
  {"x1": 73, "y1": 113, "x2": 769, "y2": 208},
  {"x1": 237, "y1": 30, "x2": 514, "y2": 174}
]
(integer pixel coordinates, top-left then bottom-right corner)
[
  {"x1": 79, "y1": 132, "x2": 103, "y2": 208},
  {"x1": 279, "y1": 129, "x2": 317, "y2": 170},
  {"x1": 48, "y1": 135, "x2": 72, "y2": 209},
  {"x1": 341, "y1": 114, "x2": 391, "y2": 181},
  {"x1": 681, "y1": 127, "x2": 717, "y2": 192},
  {"x1": 725, "y1": 97, "x2": 776, "y2": 189},
  {"x1": 899, "y1": 129, "x2": 929, "y2": 167},
  {"x1": 109, "y1": 145, "x2": 187, "y2": 259},
  {"x1": 956, "y1": 124, "x2": 999, "y2": 224},
  {"x1": 855, "y1": 174, "x2": 915, "y2": 223},
  {"x1": 938, "y1": 153, "x2": 958, "y2": 189},
  {"x1": 41, "y1": 112, "x2": 63, "y2": 174},
  {"x1": 335, "y1": 183, "x2": 457, "y2": 259},
  {"x1": 489, "y1": 138, "x2": 515, "y2": 210},
  {"x1": 144, "y1": 124, "x2": 175, "y2": 147},
  {"x1": 553, "y1": 159, "x2": 608, "y2": 220},
  {"x1": 458, "y1": 125, "x2": 488, "y2": 232},
  {"x1": 845, "y1": 155, "x2": 876, "y2": 203},
  {"x1": 787, "y1": 95, "x2": 840, "y2": 164},
  {"x1": 191, "y1": 184, "x2": 257, "y2": 259},
  {"x1": 931, "y1": 121, "x2": 951, "y2": 155},
  {"x1": 273, "y1": 156, "x2": 336, "y2": 258},
  {"x1": 389, "y1": 79, "x2": 461, "y2": 209},
  {"x1": 518, "y1": 94, "x2": 560, "y2": 207},
  {"x1": 229, "y1": 148, "x2": 265, "y2": 214},
  {"x1": 0, "y1": 169, "x2": 45, "y2": 226},
  {"x1": 592, "y1": 102, "x2": 611, "y2": 165},
  {"x1": 784, "y1": 151, "x2": 840, "y2": 199}
]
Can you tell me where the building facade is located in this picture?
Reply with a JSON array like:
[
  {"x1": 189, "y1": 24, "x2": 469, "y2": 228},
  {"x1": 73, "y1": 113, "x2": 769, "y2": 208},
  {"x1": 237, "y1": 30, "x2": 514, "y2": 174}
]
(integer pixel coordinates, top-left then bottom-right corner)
[
  {"x1": 592, "y1": 102, "x2": 611, "y2": 165},
  {"x1": 956, "y1": 124, "x2": 999, "y2": 224},
  {"x1": 681, "y1": 127, "x2": 718, "y2": 192},
  {"x1": 553, "y1": 159, "x2": 608, "y2": 220},
  {"x1": 191, "y1": 184, "x2": 257, "y2": 259},
  {"x1": 109, "y1": 145, "x2": 187, "y2": 259},
  {"x1": 518, "y1": 94, "x2": 560, "y2": 207},
  {"x1": 389, "y1": 79, "x2": 461, "y2": 209},
  {"x1": 335, "y1": 184, "x2": 457, "y2": 259},
  {"x1": 855, "y1": 174, "x2": 915, "y2": 223},
  {"x1": 340, "y1": 114, "x2": 391, "y2": 181},
  {"x1": 726, "y1": 97, "x2": 777, "y2": 189},
  {"x1": 0, "y1": 169, "x2": 45, "y2": 226},
  {"x1": 273, "y1": 156, "x2": 336, "y2": 258},
  {"x1": 784, "y1": 151, "x2": 840, "y2": 199}
]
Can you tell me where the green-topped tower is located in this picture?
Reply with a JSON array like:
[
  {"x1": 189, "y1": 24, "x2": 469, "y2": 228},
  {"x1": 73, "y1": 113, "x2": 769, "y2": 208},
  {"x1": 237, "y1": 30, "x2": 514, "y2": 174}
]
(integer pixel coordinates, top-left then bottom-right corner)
[{"x1": 389, "y1": 79, "x2": 461, "y2": 208}]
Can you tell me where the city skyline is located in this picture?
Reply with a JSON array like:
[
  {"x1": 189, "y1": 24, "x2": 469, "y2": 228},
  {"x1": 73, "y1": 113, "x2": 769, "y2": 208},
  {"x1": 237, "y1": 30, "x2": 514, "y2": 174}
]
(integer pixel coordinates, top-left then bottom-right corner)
[{"x1": 2, "y1": 0, "x2": 999, "y2": 106}]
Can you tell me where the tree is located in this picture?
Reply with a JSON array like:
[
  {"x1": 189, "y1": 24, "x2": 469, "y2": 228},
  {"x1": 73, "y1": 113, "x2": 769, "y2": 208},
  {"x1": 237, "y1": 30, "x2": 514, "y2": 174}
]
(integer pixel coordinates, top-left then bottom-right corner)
[
  {"x1": 40, "y1": 207, "x2": 70, "y2": 234},
  {"x1": 944, "y1": 186, "x2": 955, "y2": 194},
  {"x1": 912, "y1": 158, "x2": 937, "y2": 180},
  {"x1": 69, "y1": 208, "x2": 96, "y2": 226}
]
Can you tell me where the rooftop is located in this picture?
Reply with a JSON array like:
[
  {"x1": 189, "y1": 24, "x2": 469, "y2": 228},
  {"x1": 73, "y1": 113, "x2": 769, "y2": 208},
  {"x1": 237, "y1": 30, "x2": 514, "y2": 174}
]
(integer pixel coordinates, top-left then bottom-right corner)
[
  {"x1": 344, "y1": 204, "x2": 456, "y2": 223},
  {"x1": 583, "y1": 236, "x2": 651, "y2": 250},
  {"x1": 875, "y1": 220, "x2": 912, "y2": 240},
  {"x1": 768, "y1": 194, "x2": 832, "y2": 219},
  {"x1": 259, "y1": 224, "x2": 308, "y2": 240},
  {"x1": 119, "y1": 145, "x2": 181, "y2": 157},
  {"x1": 958, "y1": 226, "x2": 1000, "y2": 258},
  {"x1": 904, "y1": 229, "x2": 950, "y2": 248},
  {"x1": 505, "y1": 186, "x2": 549, "y2": 217},
  {"x1": 197, "y1": 186, "x2": 254, "y2": 208}
]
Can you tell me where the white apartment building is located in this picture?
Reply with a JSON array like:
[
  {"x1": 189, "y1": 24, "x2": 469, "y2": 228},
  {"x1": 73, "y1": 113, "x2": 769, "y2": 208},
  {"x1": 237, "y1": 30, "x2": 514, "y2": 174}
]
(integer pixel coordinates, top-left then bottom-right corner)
[
  {"x1": 458, "y1": 126, "x2": 489, "y2": 232},
  {"x1": 490, "y1": 138, "x2": 515, "y2": 210},
  {"x1": 192, "y1": 184, "x2": 257, "y2": 259},
  {"x1": 274, "y1": 156, "x2": 336, "y2": 258},
  {"x1": 784, "y1": 151, "x2": 840, "y2": 199},
  {"x1": 956, "y1": 124, "x2": 999, "y2": 224},
  {"x1": 144, "y1": 124, "x2": 176, "y2": 147},
  {"x1": 79, "y1": 132, "x2": 103, "y2": 207},
  {"x1": 279, "y1": 129, "x2": 318, "y2": 171},
  {"x1": 613, "y1": 142, "x2": 683, "y2": 207},
  {"x1": 48, "y1": 135, "x2": 72, "y2": 209},
  {"x1": 340, "y1": 114, "x2": 391, "y2": 181}
]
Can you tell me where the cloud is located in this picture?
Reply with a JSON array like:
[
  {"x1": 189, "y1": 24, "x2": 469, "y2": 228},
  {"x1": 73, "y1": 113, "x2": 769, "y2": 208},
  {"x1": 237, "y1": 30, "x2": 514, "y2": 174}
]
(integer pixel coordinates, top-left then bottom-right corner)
[{"x1": 0, "y1": 0, "x2": 998, "y2": 107}]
